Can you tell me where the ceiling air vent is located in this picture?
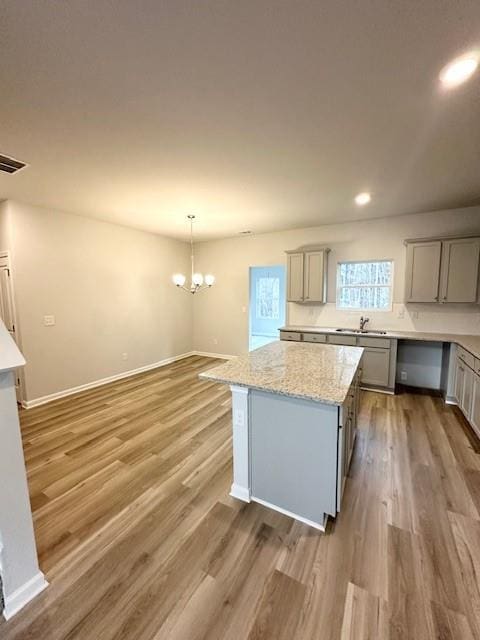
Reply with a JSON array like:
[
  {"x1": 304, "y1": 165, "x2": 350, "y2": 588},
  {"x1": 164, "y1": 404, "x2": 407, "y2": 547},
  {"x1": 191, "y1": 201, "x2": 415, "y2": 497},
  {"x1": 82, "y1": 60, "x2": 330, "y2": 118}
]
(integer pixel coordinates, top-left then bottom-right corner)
[{"x1": 0, "y1": 154, "x2": 27, "y2": 174}]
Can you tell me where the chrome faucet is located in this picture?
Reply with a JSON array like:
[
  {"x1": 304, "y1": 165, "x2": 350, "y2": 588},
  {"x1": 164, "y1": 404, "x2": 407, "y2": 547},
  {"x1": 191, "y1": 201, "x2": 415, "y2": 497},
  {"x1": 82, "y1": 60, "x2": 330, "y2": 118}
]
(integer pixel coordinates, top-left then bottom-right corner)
[{"x1": 359, "y1": 316, "x2": 370, "y2": 331}]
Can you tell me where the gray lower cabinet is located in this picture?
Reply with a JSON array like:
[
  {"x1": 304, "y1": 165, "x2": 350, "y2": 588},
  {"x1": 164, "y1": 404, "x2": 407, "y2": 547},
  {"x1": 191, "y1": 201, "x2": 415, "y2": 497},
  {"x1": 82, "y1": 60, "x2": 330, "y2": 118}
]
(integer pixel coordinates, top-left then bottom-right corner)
[
  {"x1": 361, "y1": 347, "x2": 391, "y2": 387},
  {"x1": 470, "y1": 374, "x2": 480, "y2": 438},
  {"x1": 280, "y1": 330, "x2": 395, "y2": 392},
  {"x1": 454, "y1": 351, "x2": 479, "y2": 435}
]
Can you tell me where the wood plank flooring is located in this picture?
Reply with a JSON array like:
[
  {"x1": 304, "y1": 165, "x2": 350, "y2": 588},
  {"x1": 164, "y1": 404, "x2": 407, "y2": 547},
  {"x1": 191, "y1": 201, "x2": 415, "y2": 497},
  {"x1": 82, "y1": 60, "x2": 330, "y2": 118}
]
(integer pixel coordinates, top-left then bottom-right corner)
[{"x1": 1, "y1": 355, "x2": 480, "y2": 639}]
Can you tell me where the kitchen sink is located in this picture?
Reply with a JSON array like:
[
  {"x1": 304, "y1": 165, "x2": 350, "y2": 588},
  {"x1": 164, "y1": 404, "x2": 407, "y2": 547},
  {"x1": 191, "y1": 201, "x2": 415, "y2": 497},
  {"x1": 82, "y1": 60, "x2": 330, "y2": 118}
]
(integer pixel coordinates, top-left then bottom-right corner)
[{"x1": 335, "y1": 328, "x2": 387, "y2": 335}]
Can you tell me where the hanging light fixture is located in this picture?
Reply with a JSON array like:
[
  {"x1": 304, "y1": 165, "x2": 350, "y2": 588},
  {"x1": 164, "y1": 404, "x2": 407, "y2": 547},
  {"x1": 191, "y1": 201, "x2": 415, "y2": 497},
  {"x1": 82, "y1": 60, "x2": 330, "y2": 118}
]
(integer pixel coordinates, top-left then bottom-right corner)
[{"x1": 172, "y1": 215, "x2": 215, "y2": 293}]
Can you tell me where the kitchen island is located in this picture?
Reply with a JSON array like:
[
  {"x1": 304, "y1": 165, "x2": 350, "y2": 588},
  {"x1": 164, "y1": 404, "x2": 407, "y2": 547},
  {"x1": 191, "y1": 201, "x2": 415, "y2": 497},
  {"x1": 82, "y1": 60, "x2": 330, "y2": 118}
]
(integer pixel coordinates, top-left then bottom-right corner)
[{"x1": 200, "y1": 340, "x2": 363, "y2": 531}]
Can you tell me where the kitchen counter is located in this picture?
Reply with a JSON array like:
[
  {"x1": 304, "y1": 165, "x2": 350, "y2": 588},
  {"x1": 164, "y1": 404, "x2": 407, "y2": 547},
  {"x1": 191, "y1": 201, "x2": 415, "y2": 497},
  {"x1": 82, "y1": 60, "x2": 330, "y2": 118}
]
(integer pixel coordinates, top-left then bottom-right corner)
[
  {"x1": 200, "y1": 339, "x2": 363, "y2": 531},
  {"x1": 200, "y1": 339, "x2": 363, "y2": 406},
  {"x1": 280, "y1": 325, "x2": 480, "y2": 360}
]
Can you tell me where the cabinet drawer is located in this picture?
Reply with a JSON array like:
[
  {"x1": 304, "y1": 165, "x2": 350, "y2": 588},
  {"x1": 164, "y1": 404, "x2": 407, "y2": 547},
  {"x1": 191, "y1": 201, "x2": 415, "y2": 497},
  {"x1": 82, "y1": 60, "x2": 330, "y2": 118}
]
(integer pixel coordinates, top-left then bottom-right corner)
[
  {"x1": 458, "y1": 346, "x2": 475, "y2": 370},
  {"x1": 327, "y1": 334, "x2": 357, "y2": 346},
  {"x1": 280, "y1": 331, "x2": 302, "y2": 342},
  {"x1": 357, "y1": 336, "x2": 390, "y2": 349},
  {"x1": 302, "y1": 333, "x2": 327, "y2": 343}
]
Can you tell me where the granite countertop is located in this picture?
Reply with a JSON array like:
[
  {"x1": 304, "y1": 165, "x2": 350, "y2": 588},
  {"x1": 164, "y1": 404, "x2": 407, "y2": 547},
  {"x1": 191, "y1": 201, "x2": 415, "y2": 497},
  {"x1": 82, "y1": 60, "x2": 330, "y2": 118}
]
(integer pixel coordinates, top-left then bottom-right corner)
[
  {"x1": 280, "y1": 325, "x2": 480, "y2": 360},
  {"x1": 199, "y1": 340, "x2": 363, "y2": 406}
]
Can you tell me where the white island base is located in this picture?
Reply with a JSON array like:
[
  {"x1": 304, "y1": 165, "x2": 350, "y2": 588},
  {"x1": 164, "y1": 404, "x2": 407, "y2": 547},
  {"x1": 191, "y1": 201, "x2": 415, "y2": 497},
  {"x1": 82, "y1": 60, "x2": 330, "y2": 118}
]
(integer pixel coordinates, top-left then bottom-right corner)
[{"x1": 228, "y1": 381, "x2": 359, "y2": 532}]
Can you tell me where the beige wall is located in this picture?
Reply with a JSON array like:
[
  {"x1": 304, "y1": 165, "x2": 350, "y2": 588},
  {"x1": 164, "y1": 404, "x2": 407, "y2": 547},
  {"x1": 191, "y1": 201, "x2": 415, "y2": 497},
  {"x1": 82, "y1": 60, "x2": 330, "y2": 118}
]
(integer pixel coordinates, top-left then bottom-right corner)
[
  {"x1": 193, "y1": 206, "x2": 480, "y2": 356},
  {"x1": 0, "y1": 200, "x2": 11, "y2": 249},
  {"x1": 6, "y1": 201, "x2": 193, "y2": 401}
]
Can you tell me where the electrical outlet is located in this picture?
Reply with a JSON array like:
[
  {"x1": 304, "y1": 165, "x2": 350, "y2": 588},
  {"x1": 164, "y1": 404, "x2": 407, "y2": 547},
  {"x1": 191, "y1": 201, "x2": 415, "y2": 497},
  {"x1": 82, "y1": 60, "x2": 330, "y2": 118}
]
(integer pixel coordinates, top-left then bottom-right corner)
[
  {"x1": 213, "y1": 338, "x2": 218, "y2": 345},
  {"x1": 397, "y1": 305, "x2": 405, "y2": 319},
  {"x1": 122, "y1": 353, "x2": 128, "y2": 361},
  {"x1": 400, "y1": 371, "x2": 407, "y2": 381},
  {"x1": 412, "y1": 311, "x2": 419, "y2": 320},
  {"x1": 43, "y1": 315, "x2": 55, "y2": 326}
]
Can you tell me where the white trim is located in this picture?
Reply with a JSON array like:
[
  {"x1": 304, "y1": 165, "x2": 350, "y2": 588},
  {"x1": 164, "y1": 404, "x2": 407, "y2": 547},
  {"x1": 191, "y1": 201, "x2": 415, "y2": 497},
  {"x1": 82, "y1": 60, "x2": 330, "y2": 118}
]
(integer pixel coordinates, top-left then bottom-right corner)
[
  {"x1": 22, "y1": 352, "x2": 198, "y2": 409},
  {"x1": 21, "y1": 350, "x2": 235, "y2": 409},
  {"x1": 251, "y1": 496, "x2": 328, "y2": 532},
  {"x1": 360, "y1": 386, "x2": 395, "y2": 395},
  {"x1": 193, "y1": 351, "x2": 235, "y2": 360},
  {"x1": 230, "y1": 484, "x2": 251, "y2": 502},
  {"x1": 3, "y1": 572, "x2": 48, "y2": 620}
]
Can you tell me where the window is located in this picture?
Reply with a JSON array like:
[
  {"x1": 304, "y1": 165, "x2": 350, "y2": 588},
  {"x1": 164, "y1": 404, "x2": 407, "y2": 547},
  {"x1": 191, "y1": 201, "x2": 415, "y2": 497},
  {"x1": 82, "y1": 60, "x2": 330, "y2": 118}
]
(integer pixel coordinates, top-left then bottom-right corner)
[
  {"x1": 336, "y1": 260, "x2": 393, "y2": 311},
  {"x1": 256, "y1": 277, "x2": 280, "y2": 319}
]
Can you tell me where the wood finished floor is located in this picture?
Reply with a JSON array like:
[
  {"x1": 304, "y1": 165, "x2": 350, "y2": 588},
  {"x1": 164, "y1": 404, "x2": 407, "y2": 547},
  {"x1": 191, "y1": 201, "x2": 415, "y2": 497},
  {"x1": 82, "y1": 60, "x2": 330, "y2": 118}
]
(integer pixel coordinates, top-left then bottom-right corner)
[{"x1": 2, "y1": 355, "x2": 480, "y2": 639}]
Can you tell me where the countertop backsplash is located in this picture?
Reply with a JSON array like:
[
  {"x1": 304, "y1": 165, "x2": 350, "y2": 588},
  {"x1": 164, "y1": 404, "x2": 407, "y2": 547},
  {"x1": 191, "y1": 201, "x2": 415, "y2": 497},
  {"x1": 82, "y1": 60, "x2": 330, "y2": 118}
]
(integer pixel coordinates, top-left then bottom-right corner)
[{"x1": 288, "y1": 302, "x2": 480, "y2": 336}]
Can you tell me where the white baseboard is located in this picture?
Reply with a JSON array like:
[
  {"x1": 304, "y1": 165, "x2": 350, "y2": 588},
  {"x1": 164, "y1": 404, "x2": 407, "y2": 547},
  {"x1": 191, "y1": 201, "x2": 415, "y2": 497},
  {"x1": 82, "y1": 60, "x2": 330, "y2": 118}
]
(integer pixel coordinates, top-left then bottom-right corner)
[
  {"x1": 21, "y1": 351, "x2": 234, "y2": 409},
  {"x1": 3, "y1": 572, "x2": 48, "y2": 620},
  {"x1": 230, "y1": 484, "x2": 251, "y2": 502},
  {"x1": 22, "y1": 351, "x2": 199, "y2": 409},
  {"x1": 194, "y1": 351, "x2": 235, "y2": 360},
  {"x1": 251, "y1": 496, "x2": 327, "y2": 532}
]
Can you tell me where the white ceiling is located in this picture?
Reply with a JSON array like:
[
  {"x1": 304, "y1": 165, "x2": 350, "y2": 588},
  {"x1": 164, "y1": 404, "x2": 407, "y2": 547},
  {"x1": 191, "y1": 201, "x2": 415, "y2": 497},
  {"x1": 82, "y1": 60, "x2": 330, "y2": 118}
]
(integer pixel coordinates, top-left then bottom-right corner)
[{"x1": 1, "y1": 1, "x2": 480, "y2": 241}]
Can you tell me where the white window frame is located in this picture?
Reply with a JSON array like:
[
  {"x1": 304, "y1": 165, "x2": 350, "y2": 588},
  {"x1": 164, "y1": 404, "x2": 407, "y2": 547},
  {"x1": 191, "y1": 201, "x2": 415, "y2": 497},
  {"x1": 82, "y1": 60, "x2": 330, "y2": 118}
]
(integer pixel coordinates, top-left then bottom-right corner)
[{"x1": 336, "y1": 259, "x2": 394, "y2": 312}]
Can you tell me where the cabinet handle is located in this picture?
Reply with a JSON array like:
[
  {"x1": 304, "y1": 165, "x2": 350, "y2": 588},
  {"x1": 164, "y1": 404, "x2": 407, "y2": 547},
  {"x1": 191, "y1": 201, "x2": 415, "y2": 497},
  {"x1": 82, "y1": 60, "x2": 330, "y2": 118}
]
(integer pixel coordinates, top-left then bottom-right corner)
[
  {"x1": 443, "y1": 296, "x2": 447, "y2": 300},
  {"x1": 435, "y1": 295, "x2": 439, "y2": 301}
]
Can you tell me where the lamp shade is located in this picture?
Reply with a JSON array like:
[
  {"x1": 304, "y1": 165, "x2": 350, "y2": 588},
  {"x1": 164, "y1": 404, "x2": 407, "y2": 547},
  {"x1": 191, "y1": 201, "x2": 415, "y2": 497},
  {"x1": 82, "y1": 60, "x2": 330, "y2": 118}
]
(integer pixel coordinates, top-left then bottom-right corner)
[
  {"x1": 205, "y1": 274, "x2": 215, "y2": 286},
  {"x1": 173, "y1": 273, "x2": 186, "y2": 287}
]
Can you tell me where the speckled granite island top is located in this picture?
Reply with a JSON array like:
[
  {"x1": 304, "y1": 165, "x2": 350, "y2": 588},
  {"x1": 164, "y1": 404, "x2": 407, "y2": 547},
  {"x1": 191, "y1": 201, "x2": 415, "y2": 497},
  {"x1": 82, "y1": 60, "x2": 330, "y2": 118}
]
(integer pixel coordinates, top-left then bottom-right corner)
[{"x1": 199, "y1": 340, "x2": 363, "y2": 405}]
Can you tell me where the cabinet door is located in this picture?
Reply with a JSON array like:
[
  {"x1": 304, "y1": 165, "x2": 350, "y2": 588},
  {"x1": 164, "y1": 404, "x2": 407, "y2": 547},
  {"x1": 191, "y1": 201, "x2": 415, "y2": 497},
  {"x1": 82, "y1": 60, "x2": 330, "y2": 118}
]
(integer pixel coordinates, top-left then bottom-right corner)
[
  {"x1": 439, "y1": 238, "x2": 480, "y2": 303},
  {"x1": 470, "y1": 374, "x2": 480, "y2": 438},
  {"x1": 287, "y1": 253, "x2": 304, "y2": 302},
  {"x1": 304, "y1": 250, "x2": 326, "y2": 303},
  {"x1": 461, "y1": 366, "x2": 474, "y2": 420},
  {"x1": 361, "y1": 347, "x2": 390, "y2": 387},
  {"x1": 455, "y1": 357, "x2": 465, "y2": 405},
  {"x1": 405, "y1": 241, "x2": 441, "y2": 302}
]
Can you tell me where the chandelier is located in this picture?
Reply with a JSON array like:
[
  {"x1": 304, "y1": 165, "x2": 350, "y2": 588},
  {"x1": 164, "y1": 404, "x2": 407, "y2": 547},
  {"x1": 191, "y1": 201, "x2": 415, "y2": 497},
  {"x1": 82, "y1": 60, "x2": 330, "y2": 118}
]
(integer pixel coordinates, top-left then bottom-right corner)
[{"x1": 172, "y1": 215, "x2": 215, "y2": 293}]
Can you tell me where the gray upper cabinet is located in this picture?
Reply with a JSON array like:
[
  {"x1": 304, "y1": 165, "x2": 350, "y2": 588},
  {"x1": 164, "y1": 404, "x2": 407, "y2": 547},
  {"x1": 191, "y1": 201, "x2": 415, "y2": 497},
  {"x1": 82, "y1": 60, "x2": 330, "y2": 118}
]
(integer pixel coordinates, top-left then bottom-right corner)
[
  {"x1": 304, "y1": 250, "x2": 328, "y2": 303},
  {"x1": 287, "y1": 253, "x2": 304, "y2": 302},
  {"x1": 405, "y1": 236, "x2": 480, "y2": 304},
  {"x1": 405, "y1": 241, "x2": 442, "y2": 302},
  {"x1": 286, "y1": 247, "x2": 329, "y2": 303},
  {"x1": 439, "y1": 238, "x2": 480, "y2": 303}
]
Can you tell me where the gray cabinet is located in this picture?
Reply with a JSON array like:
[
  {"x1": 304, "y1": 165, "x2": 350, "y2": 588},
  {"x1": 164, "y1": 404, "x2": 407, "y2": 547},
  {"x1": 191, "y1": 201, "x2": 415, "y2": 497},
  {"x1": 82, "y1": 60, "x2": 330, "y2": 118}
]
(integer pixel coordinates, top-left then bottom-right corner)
[
  {"x1": 405, "y1": 236, "x2": 480, "y2": 304},
  {"x1": 286, "y1": 247, "x2": 329, "y2": 303},
  {"x1": 462, "y1": 365, "x2": 474, "y2": 420},
  {"x1": 405, "y1": 241, "x2": 442, "y2": 302},
  {"x1": 287, "y1": 253, "x2": 304, "y2": 302},
  {"x1": 439, "y1": 238, "x2": 480, "y2": 303},
  {"x1": 361, "y1": 347, "x2": 391, "y2": 387},
  {"x1": 470, "y1": 374, "x2": 480, "y2": 438},
  {"x1": 303, "y1": 250, "x2": 328, "y2": 303},
  {"x1": 280, "y1": 330, "x2": 395, "y2": 392}
]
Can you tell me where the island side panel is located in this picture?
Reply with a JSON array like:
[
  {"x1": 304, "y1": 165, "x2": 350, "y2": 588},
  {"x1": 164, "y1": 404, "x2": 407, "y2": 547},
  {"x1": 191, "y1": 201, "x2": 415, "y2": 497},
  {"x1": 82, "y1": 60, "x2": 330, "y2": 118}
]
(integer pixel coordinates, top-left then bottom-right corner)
[
  {"x1": 229, "y1": 385, "x2": 251, "y2": 502},
  {"x1": 249, "y1": 390, "x2": 339, "y2": 528}
]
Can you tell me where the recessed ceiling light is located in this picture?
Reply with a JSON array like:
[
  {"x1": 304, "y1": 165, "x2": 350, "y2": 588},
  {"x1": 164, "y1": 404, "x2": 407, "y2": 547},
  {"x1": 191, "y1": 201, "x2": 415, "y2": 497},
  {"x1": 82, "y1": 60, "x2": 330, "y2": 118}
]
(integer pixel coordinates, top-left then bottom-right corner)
[
  {"x1": 440, "y1": 52, "x2": 479, "y2": 89},
  {"x1": 355, "y1": 192, "x2": 371, "y2": 206}
]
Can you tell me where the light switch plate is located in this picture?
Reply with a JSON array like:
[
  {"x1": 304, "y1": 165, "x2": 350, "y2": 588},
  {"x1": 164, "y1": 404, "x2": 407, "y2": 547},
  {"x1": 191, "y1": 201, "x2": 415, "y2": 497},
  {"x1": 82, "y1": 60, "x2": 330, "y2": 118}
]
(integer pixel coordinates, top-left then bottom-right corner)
[{"x1": 44, "y1": 315, "x2": 55, "y2": 326}]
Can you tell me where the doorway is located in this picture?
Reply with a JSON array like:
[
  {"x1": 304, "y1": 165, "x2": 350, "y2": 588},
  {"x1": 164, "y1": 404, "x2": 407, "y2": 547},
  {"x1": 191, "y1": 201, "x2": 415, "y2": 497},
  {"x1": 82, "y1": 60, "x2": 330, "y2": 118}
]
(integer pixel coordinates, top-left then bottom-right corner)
[{"x1": 249, "y1": 265, "x2": 286, "y2": 351}]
